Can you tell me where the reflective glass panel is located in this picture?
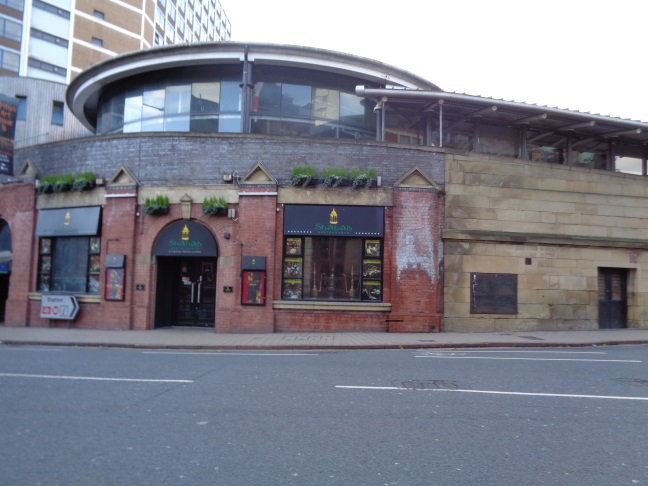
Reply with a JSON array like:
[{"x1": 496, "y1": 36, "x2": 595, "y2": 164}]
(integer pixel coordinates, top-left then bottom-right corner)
[
  {"x1": 164, "y1": 84, "x2": 191, "y2": 131},
  {"x1": 123, "y1": 93, "x2": 142, "y2": 133},
  {"x1": 281, "y1": 84, "x2": 311, "y2": 117}
]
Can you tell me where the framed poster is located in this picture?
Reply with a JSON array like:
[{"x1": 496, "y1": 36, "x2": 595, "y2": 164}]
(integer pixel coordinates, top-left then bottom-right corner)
[
  {"x1": 286, "y1": 237, "x2": 302, "y2": 256},
  {"x1": 364, "y1": 240, "x2": 381, "y2": 257},
  {"x1": 105, "y1": 268, "x2": 125, "y2": 301}
]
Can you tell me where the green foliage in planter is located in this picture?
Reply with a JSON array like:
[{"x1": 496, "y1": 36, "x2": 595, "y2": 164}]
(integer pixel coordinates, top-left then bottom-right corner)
[
  {"x1": 72, "y1": 171, "x2": 96, "y2": 191},
  {"x1": 202, "y1": 196, "x2": 228, "y2": 215},
  {"x1": 37, "y1": 172, "x2": 97, "y2": 194},
  {"x1": 53, "y1": 173, "x2": 75, "y2": 193},
  {"x1": 36, "y1": 175, "x2": 58, "y2": 194},
  {"x1": 322, "y1": 167, "x2": 350, "y2": 187},
  {"x1": 290, "y1": 165, "x2": 317, "y2": 188},
  {"x1": 144, "y1": 195, "x2": 170, "y2": 214},
  {"x1": 350, "y1": 168, "x2": 377, "y2": 189}
]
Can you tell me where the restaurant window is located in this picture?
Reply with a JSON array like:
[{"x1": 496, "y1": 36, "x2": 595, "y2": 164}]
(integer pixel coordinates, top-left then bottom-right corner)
[
  {"x1": 35, "y1": 207, "x2": 102, "y2": 294},
  {"x1": 38, "y1": 237, "x2": 101, "y2": 293},
  {"x1": 282, "y1": 205, "x2": 384, "y2": 302},
  {"x1": 282, "y1": 237, "x2": 382, "y2": 301}
]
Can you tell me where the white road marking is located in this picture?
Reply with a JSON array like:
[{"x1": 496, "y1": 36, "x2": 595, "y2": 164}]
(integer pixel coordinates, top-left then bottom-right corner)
[
  {"x1": 0, "y1": 372, "x2": 193, "y2": 383},
  {"x1": 415, "y1": 356, "x2": 640, "y2": 363},
  {"x1": 0, "y1": 348, "x2": 62, "y2": 351},
  {"x1": 417, "y1": 350, "x2": 607, "y2": 354},
  {"x1": 142, "y1": 351, "x2": 318, "y2": 356},
  {"x1": 335, "y1": 386, "x2": 648, "y2": 401}
]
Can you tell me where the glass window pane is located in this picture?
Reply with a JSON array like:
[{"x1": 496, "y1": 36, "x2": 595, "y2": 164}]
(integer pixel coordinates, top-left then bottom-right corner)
[
  {"x1": 218, "y1": 80, "x2": 241, "y2": 133},
  {"x1": 164, "y1": 84, "x2": 191, "y2": 131},
  {"x1": 340, "y1": 92, "x2": 365, "y2": 127},
  {"x1": 615, "y1": 156, "x2": 642, "y2": 175},
  {"x1": 281, "y1": 84, "x2": 311, "y2": 117},
  {"x1": 254, "y1": 81, "x2": 281, "y2": 114},
  {"x1": 51, "y1": 238, "x2": 89, "y2": 292},
  {"x1": 141, "y1": 86, "x2": 165, "y2": 131},
  {"x1": 219, "y1": 80, "x2": 240, "y2": 111},
  {"x1": 302, "y1": 237, "x2": 362, "y2": 300},
  {"x1": 124, "y1": 93, "x2": 142, "y2": 133},
  {"x1": 51, "y1": 101, "x2": 63, "y2": 125},
  {"x1": 190, "y1": 81, "x2": 219, "y2": 132},
  {"x1": 312, "y1": 88, "x2": 339, "y2": 121}
]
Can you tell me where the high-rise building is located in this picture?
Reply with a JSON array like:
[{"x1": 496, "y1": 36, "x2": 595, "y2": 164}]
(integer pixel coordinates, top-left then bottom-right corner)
[{"x1": 0, "y1": 0, "x2": 231, "y2": 84}]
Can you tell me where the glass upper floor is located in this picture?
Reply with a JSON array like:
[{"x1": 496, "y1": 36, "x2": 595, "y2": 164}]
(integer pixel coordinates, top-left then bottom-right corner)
[{"x1": 96, "y1": 65, "x2": 380, "y2": 141}]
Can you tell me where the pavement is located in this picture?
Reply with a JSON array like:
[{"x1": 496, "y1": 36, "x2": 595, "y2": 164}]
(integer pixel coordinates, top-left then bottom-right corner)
[{"x1": 1, "y1": 325, "x2": 648, "y2": 350}]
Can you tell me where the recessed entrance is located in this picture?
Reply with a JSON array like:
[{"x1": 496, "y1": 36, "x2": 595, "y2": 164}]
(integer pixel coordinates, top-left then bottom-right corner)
[
  {"x1": 155, "y1": 257, "x2": 217, "y2": 327},
  {"x1": 152, "y1": 221, "x2": 219, "y2": 328}
]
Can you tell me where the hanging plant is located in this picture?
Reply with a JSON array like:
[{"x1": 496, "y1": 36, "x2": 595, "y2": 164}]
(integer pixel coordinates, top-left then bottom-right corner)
[
  {"x1": 36, "y1": 175, "x2": 57, "y2": 194},
  {"x1": 290, "y1": 165, "x2": 317, "y2": 188},
  {"x1": 72, "y1": 171, "x2": 96, "y2": 191},
  {"x1": 144, "y1": 195, "x2": 170, "y2": 215},
  {"x1": 202, "y1": 196, "x2": 228, "y2": 215},
  {"x1": 322, "y1": 167, "x2": 350, "y2": 187},
  {"x1": 53, "y1": 173, "x2": 75, "y2": 193},
  {"x1": 351, "y1": 168, "x2": 377, "y2": 189}
]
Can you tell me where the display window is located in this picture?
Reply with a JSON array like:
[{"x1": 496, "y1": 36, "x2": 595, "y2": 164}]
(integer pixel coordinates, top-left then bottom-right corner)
[
  {"x1": 37, "y1": 236, "x2": 101, "y2": 294},
  {"x1": 281, "y1": 236, "x2": 382, "y2": 301}
]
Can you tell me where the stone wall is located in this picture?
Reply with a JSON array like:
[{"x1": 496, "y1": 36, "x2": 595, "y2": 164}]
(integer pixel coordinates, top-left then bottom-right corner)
[{"x1": 444, "y1": 153, "x2": 648, "y2": 331}]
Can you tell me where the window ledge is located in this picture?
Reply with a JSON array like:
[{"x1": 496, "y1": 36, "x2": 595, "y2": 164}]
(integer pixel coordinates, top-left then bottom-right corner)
[
  {"x1": 28, "y1": 293, "x2": 101, "y2": 304},
  {"x1": 273, "y1": 300, "x2": 391, "y2": 312}
]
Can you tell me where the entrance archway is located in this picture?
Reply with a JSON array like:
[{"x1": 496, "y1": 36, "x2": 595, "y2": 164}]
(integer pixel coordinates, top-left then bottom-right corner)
[{"x1": 153, "y1": 221, "x2": 218, "y2": 328}]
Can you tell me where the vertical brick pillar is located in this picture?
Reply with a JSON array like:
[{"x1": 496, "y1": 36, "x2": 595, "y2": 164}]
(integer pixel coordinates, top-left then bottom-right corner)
[
  {"x1": 2, "y1": 183, "x2": 36, "y2": 326},
  {"x1": 388, "y1": 189, "x2": 444, "y2": 332},
  {"x1": 217, "y1": 185, "x2": 277, "y2": 332},
  {"x1": 99, "y1": 187, "x2": 138, "y2": 329}
]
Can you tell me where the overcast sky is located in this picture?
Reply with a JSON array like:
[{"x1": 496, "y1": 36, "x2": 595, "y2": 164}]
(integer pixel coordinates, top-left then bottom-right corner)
[{"x1": 222, "y1": 0, "x2": 647, "y2": 122}]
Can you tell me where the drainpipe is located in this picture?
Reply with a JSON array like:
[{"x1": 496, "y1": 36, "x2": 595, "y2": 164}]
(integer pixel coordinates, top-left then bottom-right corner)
[{"x1": 240, "y1": 46, "x2": 253, "y2": 133}]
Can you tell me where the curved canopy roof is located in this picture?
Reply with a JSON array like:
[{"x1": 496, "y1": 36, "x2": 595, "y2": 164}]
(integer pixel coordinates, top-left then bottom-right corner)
[{"x1": 67, "y1": 42, "x2": 440, "y2": 131}]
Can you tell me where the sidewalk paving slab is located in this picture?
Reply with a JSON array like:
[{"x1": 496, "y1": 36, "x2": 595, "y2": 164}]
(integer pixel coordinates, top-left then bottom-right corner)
[{"x1": 1, "y1": 326, "x2": 648, "y2": 350}]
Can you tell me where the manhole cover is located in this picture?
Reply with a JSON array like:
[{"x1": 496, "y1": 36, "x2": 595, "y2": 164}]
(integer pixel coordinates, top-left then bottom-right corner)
[
  {"x1": 614, "y1": 378, "x2": 648, "y2": 387},
  {"x1": 399, "y1": 380, "x2": 460, "y2": 390}
]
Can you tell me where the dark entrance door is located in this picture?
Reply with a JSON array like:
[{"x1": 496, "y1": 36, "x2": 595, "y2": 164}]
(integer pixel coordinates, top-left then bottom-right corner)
[
  {"x1": 598, "y1": 268, "x2": 627, "y2": 329},
  {"x1": 152, "y1": 221, "x2": 219, "y2": 328},
  {"x1": 156, "y1": 257, "x2": 217, "y2": 327}
]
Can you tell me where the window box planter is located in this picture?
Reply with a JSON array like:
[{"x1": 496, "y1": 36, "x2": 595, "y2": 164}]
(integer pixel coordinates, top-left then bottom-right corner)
[
  {"x1": 322, "y1": 168, "x2": 351, "y2": 188},
  {"x1": 351, "y1": 168, "x2": 377, "y2": 189},
  {"x1": 144, "y1": 195, "x2": 170, "y2": 215},
  {"x1": 202, "y1": 196, "x2": 228, "y2": 216},
  {"x1": 290, "y1": 165, "x2": 318, "y2": 188}
]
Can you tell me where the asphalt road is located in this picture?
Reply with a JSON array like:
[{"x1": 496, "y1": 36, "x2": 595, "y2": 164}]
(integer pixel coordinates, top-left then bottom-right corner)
[{"x1": 1, "y1": 345, "x2": 647, "y2": 485}]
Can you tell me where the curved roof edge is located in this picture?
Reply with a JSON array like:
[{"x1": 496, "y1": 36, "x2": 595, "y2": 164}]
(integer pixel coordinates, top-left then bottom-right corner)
[{"x1": 67, "y1": 42, "x2": 441, "y2": 131}]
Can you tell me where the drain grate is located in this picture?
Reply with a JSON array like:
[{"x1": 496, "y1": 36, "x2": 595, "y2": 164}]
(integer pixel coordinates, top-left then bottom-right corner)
[{"x1": 399, "y1": 380, "x2": 460, "y2": 390}]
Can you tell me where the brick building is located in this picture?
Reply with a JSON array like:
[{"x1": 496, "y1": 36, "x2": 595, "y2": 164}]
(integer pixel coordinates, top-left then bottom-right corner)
[{"x1": 1, "y1": 42, "x2": 647, "y2": 332}]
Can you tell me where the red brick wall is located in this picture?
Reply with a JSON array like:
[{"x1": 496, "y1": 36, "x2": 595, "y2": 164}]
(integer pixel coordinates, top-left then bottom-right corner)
[
  {"x1": 1, "y1": 183, "x2": 36, "y2": 326},
  {"x1": 388, "y1": 190, "x2": 444, "y2": 332},
  {"x1": 216, "y1": 188, "x2": 277, "y2": 332},
  {"x1": 275, "y1": 310, "x2": 388, "y2": 332}
]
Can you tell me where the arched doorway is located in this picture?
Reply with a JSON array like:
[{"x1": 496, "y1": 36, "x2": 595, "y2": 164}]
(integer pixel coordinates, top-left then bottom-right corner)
[
  {"x1": 0, "y1": 219, "x2": 11, "y2": 322},
  {"x1": 152, "y1": 221, "x2": 218, "y2": 328}
]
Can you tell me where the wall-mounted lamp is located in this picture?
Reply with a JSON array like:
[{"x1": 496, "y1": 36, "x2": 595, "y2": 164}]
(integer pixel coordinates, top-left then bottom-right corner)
[
  {"x1": 180, "y1": 194, "x2": 193, "y2": 221},
  {"x1": 224, "y1": 232, "x2": 231, "y2": 240}
]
